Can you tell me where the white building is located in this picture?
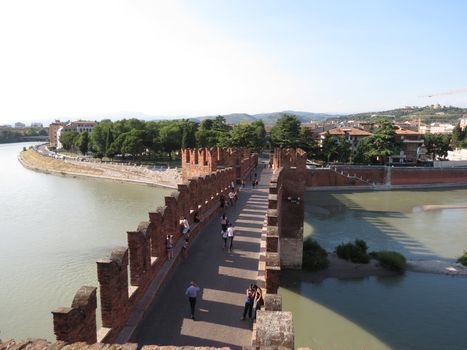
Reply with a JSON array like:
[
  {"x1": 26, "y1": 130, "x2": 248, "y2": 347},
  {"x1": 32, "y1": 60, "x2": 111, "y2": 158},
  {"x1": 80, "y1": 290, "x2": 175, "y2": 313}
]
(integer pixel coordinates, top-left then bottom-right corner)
[{"x1": 419, "y1": 123, "x2": 454, "y2": 134}]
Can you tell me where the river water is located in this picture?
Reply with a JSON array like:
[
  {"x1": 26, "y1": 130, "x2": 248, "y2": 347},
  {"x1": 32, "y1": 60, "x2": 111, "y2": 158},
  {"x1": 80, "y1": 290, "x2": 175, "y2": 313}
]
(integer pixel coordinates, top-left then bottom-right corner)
[
  {"x1": 0, "y1": 143, "x2": 172, "y2": 341},
  {"x1": 280, "y1": 189, "x2": 467, "y2": 350}
]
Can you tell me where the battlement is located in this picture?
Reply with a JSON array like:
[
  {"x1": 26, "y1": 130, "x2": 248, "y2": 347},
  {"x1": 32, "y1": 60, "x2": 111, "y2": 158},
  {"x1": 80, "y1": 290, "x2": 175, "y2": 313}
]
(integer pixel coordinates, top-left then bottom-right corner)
[
  {"x1": 272, "y1": 148, "x2": 307, "y2": 171},
  {"x1": 181, "y1": 147, "x2": 258, "y2": 182},
  {"x1": 52, "y1": 167, "x2": 236, "y2": 344}
]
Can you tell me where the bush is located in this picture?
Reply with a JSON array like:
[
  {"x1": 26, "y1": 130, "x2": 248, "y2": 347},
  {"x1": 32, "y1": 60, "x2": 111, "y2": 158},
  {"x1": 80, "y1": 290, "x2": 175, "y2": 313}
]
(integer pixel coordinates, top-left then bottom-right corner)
[
  {"x1": 302, "y1": 238, "x2": 329, "y2": 271},
  {"x1": 335, "y1": 239, "x2": 370, "y2": 264},
  {"x1": 370, "y1": 251, "x2": 406, "y2": 272},
  {"x1": 457, "y1": 251, "x2": 467, "y2": 267}
]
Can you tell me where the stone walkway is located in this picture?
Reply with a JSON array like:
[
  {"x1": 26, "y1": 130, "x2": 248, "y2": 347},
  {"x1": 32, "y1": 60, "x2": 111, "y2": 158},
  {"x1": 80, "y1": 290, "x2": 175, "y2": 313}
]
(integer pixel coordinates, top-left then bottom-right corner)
[{"x1": 130, "y1": 166, "x2": 272, "y2": 349}]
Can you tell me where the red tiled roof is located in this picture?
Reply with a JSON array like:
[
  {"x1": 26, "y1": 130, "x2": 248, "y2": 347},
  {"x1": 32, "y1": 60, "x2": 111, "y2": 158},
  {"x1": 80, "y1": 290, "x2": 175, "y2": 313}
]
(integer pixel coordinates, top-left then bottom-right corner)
[
  {"x1": 395, "y1": 128, "x2": 420, "y2": 135},
  {"x1": 320, "y1": 127, "x2": 372, "y2": 136}
]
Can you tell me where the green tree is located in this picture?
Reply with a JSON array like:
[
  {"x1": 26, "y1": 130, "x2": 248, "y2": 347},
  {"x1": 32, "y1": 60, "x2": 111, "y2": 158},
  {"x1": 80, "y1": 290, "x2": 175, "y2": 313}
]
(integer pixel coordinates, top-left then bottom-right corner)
[
  {"x1": 160, "y1": 123, "x2": 182, "y2": 159},
  {"x1": 120, "y1": 130, "x2": 146, "y2": 158},
  {"x1": 424, "y1": 133, "x2": 452, "y2": 160},
  {"x1": 76, "y1": 132, "x2": 89, "y2": 155},
  {"x1": 451, "y1": 123, "x2": 466, "y2": 149},
  {"x1": 59, "y1": 131, "x2": 79, "y2": 151},
  {"x1": 270, "y1": 114, "x2": 301, "y2": 148},
  {"x1": 90, "y1": 119, "x2": 113, "y2": 155},
  {"x1": 298, "y1": 127, "x2": 319, "y2": 159},
  {"x1": 355, "y1": 120, "x2": 399, "y2": 164}
]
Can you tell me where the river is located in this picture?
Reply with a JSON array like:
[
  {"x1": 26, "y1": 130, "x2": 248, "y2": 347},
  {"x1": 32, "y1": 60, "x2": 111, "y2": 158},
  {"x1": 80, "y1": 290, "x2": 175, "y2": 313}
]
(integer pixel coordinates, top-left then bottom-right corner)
[
  {"x1": 0, "y1": 143, "x2": 172, "y2": 341},
  {"x1": 280, "y1": 189, "x2": 467, "y2": 350}
]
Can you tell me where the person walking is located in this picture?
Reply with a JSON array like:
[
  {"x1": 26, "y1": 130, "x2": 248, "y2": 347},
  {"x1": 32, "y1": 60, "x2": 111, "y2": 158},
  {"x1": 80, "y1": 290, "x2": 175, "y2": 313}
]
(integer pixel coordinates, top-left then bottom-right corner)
[
  {"x1": 166, "y1": 235, "x2": 174, "y2": 260},
  {"x1": 182, "y1": 237, "x2": 189, "y2": 258},
  {"x1": 185, "y1": 281, "x2": 200, "y2": 320},
  {"x1": 227, "y1": 223, "x2": 235, "y2": 252},
  {"x1": 221, "y1": 214, "x2": 228, "y2": 232},
  {"x1": 180, "y1": 216, "x2": 190, "y2": 236},
  {"x1": 241, "y1": 284, "x2": 256, "y2": 320}
]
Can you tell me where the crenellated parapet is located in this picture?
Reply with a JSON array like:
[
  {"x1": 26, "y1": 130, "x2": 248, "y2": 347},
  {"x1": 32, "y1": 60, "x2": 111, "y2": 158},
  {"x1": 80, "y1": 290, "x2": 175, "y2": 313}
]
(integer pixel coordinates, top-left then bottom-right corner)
[
  {"x1": 51, "y1": 286, "x2": 97, "y2": 344},
  {"x1": 181, "y1": 147, "x2": 257, "y2": 182},
  {"x1": 53, "y1": 166, "x2": 236, "y2": 344},
  {"x1": 272, "y1": 148, "x2": 307, "y2": 171}
]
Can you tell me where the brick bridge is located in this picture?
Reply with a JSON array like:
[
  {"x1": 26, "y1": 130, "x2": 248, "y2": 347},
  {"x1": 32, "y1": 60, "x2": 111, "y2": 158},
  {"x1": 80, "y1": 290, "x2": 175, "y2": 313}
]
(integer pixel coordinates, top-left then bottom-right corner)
[{"x1": 41, "y1": 148, "x2": 307, "y2": 350}]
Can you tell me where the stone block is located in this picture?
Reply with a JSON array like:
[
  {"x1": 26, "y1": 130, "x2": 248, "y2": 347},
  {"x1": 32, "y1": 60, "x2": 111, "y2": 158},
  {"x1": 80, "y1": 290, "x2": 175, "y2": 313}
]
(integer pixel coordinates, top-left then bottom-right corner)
[{"x1": 254, "y1": 311, "x2": 294, "y2": 349}]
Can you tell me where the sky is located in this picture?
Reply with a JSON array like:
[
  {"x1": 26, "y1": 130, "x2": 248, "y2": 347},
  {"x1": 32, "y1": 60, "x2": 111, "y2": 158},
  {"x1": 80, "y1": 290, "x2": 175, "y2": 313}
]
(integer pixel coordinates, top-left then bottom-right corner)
[{"x1": 1, "y1": 0, "x2": 467, "y2": 125}]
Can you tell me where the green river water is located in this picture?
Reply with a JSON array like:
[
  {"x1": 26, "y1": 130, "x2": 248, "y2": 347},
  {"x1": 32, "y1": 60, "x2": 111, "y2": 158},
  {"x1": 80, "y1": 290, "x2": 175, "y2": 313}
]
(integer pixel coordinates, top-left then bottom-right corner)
[
  {"x1": 0, "y1": 143, "x2": 172, "y2": 341},
  {"x1": 280, "y1": 189, "x2": 467, "y2": 350}
]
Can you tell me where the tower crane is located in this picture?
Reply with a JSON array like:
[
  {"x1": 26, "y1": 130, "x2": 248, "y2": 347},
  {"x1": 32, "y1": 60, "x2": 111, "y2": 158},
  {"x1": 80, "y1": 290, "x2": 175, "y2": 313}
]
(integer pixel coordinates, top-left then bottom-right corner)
[{"x1": 421, "y1": 87, "x2": 467, "y2": 98}]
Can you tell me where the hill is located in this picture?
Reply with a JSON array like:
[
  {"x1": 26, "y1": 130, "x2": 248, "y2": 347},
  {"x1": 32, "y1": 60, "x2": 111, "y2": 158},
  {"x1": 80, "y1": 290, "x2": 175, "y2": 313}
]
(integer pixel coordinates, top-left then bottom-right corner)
[
  {"x1": 336, "y1": 105, "x2": 467, "y2": 124},
  {"x1": 193, "y1": 111, "x2": 337, "y2": 125}
]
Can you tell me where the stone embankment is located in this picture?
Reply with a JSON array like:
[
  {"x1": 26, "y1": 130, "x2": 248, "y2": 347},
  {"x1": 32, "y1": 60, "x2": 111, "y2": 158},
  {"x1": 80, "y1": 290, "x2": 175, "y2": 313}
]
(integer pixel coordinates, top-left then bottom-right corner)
[{"x1": 18, "y1": 149, "x2": 181, "y2": 188}]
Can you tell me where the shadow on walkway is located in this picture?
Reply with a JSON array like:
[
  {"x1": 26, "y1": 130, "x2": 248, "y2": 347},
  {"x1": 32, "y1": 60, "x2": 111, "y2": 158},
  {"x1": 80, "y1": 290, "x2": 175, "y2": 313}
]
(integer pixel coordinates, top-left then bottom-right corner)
[{"x1": 131, "y1": 166, "x2": 272, "y2": 349}]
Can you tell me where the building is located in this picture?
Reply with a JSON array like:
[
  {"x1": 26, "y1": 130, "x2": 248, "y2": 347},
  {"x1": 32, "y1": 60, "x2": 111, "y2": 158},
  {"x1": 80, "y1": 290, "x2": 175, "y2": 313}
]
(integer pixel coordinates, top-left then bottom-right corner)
[
  {"x1": 31, "y1": 122, "x2": 43, "y2": 128},
  {"x1": 319, "y1": 127, "x2": 372, "y2": 152},
  {"x1": 419, "y1": 123, "x2": 454, "y2": 134},
  {"x1": 14, "y1": 122, "x2": 26, "y2": 128},
  {"x1": 63, "y1": 121, "x2": 96, "y2": 133},
  {"x1": 48, "y1": 120, "x2": 65, "y2": 147},
  {"x1": 393, "y1": 128, "x2": 424, "y2": 163}
]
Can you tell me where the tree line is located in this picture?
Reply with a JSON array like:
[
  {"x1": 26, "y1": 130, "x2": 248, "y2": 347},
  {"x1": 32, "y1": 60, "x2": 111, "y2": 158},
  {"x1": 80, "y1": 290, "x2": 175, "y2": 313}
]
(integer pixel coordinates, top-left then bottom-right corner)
[
  {"x1": 58, "y1": 113, "x2": 461, "y2": 163},
  {"x1": 59, "y1": 117, "x2": 267, "y2": 159}
]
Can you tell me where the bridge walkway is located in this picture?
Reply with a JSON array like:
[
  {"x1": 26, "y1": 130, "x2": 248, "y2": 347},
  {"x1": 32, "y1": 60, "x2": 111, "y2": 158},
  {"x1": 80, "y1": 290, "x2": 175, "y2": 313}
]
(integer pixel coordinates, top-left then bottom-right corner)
[{"x1": 130, "y1": 166, "x2": 272, "y2": 349}]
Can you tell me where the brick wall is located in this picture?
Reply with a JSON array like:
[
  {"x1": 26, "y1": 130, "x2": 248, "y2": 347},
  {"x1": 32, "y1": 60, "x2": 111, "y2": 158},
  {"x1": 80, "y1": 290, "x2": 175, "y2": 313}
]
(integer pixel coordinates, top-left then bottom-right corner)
[
  {"x1": 52, "y1": 167, "x2": 236, "y2": 344},
  {"x1": 181, "y1": 147, "x2": 258, "y2": 183},
  {"x1": 306, "y1": 166, "x2": 467, "y2": 188}
]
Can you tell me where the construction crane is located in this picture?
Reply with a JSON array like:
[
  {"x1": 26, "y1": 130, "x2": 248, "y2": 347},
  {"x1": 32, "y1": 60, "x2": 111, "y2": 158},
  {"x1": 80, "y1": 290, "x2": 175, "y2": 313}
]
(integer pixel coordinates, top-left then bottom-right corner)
[{"x1": 422, "y1": 87, "x2": 467, "y2": 98}]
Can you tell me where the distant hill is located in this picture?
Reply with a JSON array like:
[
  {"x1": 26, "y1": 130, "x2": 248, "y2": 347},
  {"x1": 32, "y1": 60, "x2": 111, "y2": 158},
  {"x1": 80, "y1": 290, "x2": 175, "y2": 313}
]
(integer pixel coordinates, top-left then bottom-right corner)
[
  {"x1": 192, "y1": 111, "x2": 337, "y2": 125},
  {"x1": 338, "y1": 105, "x2": 467, "y2": 124}
]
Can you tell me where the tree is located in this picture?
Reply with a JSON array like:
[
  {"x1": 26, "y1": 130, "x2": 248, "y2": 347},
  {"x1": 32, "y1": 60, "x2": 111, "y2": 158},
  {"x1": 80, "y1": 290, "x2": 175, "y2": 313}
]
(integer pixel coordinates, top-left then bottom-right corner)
[
  {"x1": 90, "y1": 119, "x2": 112, "y2": 155},
  {"x1": 76, "y1": 132, "x2": 89, "y2": 155},
  {"x1": 160, "y1": 124, "x2": 182, "y2": 159},
  {"x1": 298, "y1": 127, "x2": 319, "y2": 159},
  {"x1": 424, "y1": 133, "x2": 452, "y2": 160},
  {"x1": 451, "y1": 123, "x2": 466, "y2": 149},
  {"x1": 120, "y1": 130, "x2": 146, "y2": 158},
  {"x1": 355, "y1": 120, "x2": 399, "y2": 164},
  {"x1": 59, "y1": 131, "x2": 79, "y2": 151},
  {"x1": 319, "y1": 132, "x2": 350, "y2": 163},
  {"x1": 270, "y1": 114, "x2": 301, "y2": 148}
]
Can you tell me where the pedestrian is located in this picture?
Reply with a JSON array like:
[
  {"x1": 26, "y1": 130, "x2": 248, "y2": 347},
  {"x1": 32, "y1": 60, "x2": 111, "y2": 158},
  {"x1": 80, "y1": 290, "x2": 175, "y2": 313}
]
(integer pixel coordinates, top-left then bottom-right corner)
[
  {"x1": 185, "y1": 281, "x2": 200, "y2": 320},
  {"x1": 251, "y1": 179, "x2": 256, "y2": 188},
  {"x1": 219, "y1": 194, "x2": 225, "y2": 208},
  {"x1": 255, "y1": 179, "x2": 259, "y2": 187},
  {"x1": 228, "y1": 189, "x2": 235, "y2": 207},
  {"x1": 180, "y1": 216, "x2": 190, "y2": 236},
  {"x1": 253, "y1": 285, "x2": 264, "y2": 320},
  {"x1": 241, "y1": 180, "x2": 245, "y2": 188},
  {"x1": 241, "y1": 284, "x2": 256, "y2": 320},
  {"x1": 227, "y1": 223, "x2": 235, "y2": 251},
  {"x1": 231, "y1": 180, "x2": 235, "y2": 190},
  {"x1": 182, "y1": 237, "x2": 189, "y2": 258},
  {"x1": 222, "y1": 227, "x2": 228, "y2": 249},
  {"x1": 221, "y1": 214, "x2": 228, "y2": 232},
  {"x1": 166, "y1": 234, "x2": 174, "y2": 260},
  {"x1": 193, "y1": 211, "x2": 200, "y2": 223}
]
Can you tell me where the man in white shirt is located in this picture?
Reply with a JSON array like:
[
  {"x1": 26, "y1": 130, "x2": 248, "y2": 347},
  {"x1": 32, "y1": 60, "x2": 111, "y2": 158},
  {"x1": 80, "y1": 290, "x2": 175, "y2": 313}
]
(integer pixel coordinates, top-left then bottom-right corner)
[{"x1": 227, "y1": 223, "x2": 235, "y2": 251}]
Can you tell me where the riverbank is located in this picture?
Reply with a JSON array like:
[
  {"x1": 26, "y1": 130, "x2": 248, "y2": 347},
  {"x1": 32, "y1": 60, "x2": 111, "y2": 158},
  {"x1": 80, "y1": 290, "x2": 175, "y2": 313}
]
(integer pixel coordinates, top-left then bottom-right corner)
[
  {"x1": 18, "y1": 149, "x2": 180, "y2": 188},
  {"x1": 300, "y1": 253, "x2": 467, "y2": 283},
  {"x1": 302, "y1": 253, "x2": 399, "y2": 283}
]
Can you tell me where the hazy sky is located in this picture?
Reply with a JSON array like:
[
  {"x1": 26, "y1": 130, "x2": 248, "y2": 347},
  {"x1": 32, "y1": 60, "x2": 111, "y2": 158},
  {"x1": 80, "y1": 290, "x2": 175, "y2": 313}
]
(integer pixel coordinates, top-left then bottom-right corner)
[{"x1": 1, "y1": 0, "x2": 467, "y2": 124}]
